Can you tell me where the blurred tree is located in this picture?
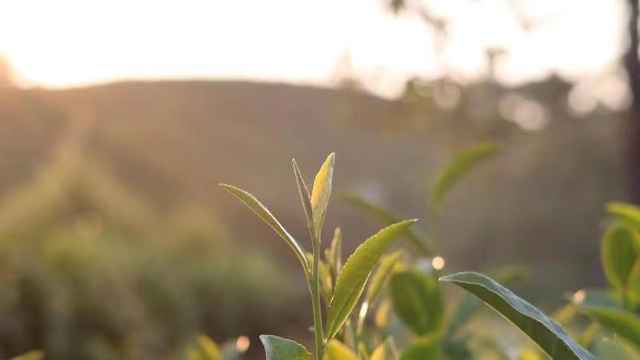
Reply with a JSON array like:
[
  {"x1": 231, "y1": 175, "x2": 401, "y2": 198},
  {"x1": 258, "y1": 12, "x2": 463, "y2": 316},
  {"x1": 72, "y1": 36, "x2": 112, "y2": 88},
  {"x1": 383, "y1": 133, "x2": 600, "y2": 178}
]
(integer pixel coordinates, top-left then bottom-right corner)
[{"x1": 377, "y1": 0, "x2": 640, "y2": 198}]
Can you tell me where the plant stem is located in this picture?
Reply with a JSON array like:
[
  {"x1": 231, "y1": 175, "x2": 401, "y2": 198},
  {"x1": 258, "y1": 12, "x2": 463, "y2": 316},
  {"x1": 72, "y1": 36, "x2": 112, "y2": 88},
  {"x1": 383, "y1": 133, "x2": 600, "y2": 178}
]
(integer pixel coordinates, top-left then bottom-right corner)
[{"x1": 311, "y1": 240, "x2": 325, "y2": 360}]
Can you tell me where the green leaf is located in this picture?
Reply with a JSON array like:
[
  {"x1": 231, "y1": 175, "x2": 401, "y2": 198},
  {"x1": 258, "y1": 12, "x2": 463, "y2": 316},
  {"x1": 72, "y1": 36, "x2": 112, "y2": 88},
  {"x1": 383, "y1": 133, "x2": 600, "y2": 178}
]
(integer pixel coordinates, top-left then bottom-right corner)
[
  {"x1": 430, "y1": 142, "x2": 500, "y2": 214},
  {"x1": 440, "y1": 272, "x2": 595, "y2": 360},
  {"x1": 326, "y1": 219, "x2": 418, "y2": 339},
  {"x1": 607, "y1": 202, "x2": 640, "y2": 229},
  {"x1": 326, "y1": 228, "x2": 343, "y2": 280},
  {"x1": 389, "y1": 270, "x2": 444, "y2": 336},
  {"x1": 341, "y1": 194, "x2": 432, "y2": 256},
  {"x1": 594, "y1": 338, "x2": 640, "y2": 360},
  {"x1": 400, "y1": 334, "x2": 440, "y2": 360},
  {"x1": 311, "y1": 153, "x2": 335, "y2": 240},
  {"x1": 445, "y1": 266, "x2": 528, "y2": 339},
  {"x1": 601, "y1": 225, "x2": 640, "y2": 291},
  {"x1": 188, "y1": 335, "x2": 222, "y2": 360},
  {"x1": 10, "y1": 351, "x2": 45, "y2": 360},
  {"x1": 323, "y1": 340, "x2": 357, "y2": 360},
  {"x1": 370, "y1": 338, "x2": 398, "y2": 360},
  {"x1": 365, "y1": 251, "x2": 403, "y2": 305},
  {"x1": 583, "y1": 306, "x2": 640, "y2": 350},
  {"x1": 293, "y1": 159, "x2": 316, "y2": 246},
  {"x1": 220, "y1": 184, "x2": 309, "y2": 275},
  {"x1": 260, "y1": 335, "x2": 312, "y2": 360}
]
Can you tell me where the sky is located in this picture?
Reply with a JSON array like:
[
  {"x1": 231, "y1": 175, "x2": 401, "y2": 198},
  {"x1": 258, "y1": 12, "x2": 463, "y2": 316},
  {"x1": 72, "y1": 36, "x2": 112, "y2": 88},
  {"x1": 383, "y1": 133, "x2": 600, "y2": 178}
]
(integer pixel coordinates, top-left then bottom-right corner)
[{"x1": 0, "y1": 0, "x2": 627, "y2": 97}]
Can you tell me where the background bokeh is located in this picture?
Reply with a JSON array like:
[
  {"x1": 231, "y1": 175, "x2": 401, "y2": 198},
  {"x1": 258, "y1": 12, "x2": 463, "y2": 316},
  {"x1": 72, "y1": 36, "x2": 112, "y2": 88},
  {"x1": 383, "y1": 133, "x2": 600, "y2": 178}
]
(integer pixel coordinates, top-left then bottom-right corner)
[{"x1": 0, "y1": 0, "x2": 637, "y2": 359}]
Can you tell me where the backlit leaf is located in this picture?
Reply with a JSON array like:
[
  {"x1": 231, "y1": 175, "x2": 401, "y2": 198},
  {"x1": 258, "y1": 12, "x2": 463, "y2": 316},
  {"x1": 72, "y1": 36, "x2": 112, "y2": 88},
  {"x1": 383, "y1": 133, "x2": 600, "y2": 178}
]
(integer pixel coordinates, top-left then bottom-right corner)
[
  {"x1": 370, "y1": 338, "x2": 398, "y2": 360},
  {"x1": 366, "y1": 251, "x2": 403, "y2": 305},
  {"x1": 390, "y1": 270, "x2": 444, "y2": 336},
  {"x1": 220, "y1": 184, "x2": 309, "y2": 275},
  {"x1": 607, "y1": 202, "x2": 640, "y2": 229},
  {"x1": 440, "y1": 272, "x2": 595, "y2": 360},
  {"x1": 326, "y1": 220, "x2": 417, "y2": 339},
  {"x1": 341, "y1": 194, "x2": 432, "y2": 256},
  {"x1": 260, "y1": 335, "x2": 312, "y2": 360},
  {"x1": 326, "y1": 228, "x2": 343, "y2": 280},
  {"x1": 445, "y1": 266, "x2": 528, "y2": 339},
  {"x1": 195, "y1": 335, "x2": 222, "y2": 360},
  {"x1": 583, "y1": 306, "x2": 640, "y2": 350},
  {"x1": 601, "y1": 225, "x2": 640, "y2": 291},
  {"x1": 293, "y1": 159, "x2": 316, "y2": 245},
  {"x1": 323, "y1": 340, "x2": 357, "y2": 360},
  {"x1": 430, "y1": 143, "x2": 500, "y2": 214},
  {"x1": 311, "y1": 153, "x2": 335, "y2": 240}
]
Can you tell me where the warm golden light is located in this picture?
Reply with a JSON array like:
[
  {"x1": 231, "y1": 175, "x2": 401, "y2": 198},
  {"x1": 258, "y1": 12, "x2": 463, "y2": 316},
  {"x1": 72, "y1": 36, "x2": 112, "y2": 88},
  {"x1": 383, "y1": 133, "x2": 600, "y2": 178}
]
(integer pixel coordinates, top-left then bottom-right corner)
[
  {"x1": 236, "y1": 336, "x2": 250, "y2": 352},
  {"x1": 572, "y1": 289, "x2": 586, "y2": 304},
  {"x1": 0, "y1": 0, "x2": 623, "y2": 96},
  {"x1": 431, "y1": 256, "x2": 445, "y2": 270}
]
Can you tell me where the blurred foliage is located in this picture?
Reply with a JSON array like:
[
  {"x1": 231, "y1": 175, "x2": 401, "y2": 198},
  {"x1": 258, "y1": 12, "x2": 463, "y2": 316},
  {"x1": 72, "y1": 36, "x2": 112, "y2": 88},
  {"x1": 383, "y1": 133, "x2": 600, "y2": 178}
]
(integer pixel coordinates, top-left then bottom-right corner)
[{"x1": 0, "y1": 146, "x2": 295, "y2": 360}]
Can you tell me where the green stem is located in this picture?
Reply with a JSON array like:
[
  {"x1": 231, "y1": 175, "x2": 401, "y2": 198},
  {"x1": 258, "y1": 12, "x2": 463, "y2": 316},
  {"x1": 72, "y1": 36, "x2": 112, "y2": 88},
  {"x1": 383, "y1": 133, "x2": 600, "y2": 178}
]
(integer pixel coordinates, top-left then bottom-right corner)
[{"x1": 311, "y1": 240, "x2": 325, "y2": 360}]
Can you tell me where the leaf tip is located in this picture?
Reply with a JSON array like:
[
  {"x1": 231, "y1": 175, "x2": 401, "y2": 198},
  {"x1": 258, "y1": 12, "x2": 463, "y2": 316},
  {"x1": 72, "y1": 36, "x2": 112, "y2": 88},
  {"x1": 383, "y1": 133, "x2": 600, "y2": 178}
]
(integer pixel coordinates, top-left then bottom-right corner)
[{"x1": 326, "y1": 152, "x2": 336, "y2": 166}]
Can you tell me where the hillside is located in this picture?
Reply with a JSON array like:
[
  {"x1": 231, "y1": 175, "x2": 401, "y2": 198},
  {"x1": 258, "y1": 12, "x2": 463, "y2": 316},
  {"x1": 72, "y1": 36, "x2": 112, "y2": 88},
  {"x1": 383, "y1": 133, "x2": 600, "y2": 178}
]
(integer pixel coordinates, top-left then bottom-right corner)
[{"x1": 0, "y1": 80, "x2": 630, "y2": 294}]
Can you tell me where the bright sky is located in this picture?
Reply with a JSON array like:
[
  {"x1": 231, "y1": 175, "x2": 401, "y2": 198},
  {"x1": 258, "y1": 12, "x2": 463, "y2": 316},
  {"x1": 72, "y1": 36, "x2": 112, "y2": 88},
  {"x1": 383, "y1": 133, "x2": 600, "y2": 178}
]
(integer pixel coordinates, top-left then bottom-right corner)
[{"x1": 0, "y1": 0, "x2": 627, "y2": 97}]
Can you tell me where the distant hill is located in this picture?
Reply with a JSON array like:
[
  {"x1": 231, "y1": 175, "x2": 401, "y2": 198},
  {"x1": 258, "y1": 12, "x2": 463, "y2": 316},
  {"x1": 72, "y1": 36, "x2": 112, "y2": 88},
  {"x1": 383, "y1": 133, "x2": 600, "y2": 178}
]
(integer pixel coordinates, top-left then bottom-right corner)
[
  {"x1": 0, "y1": 81, "x2": 432, "y2": 253},
  {"x1": 0, "y1": 80, "x2": 630, "y2": 295}
]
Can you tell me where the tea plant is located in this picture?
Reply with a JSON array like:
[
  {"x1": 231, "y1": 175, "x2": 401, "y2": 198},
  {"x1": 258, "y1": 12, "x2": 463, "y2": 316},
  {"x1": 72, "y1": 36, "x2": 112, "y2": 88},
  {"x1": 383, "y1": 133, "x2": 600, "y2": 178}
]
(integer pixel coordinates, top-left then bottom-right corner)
[
  {"x1": 221, "y1": 151, "x2": 595, "y2": 360},
  {"x1": 553, "y1": 202, "x2": 640, "y2": 359},
  {"x1": 221, "y1": 154, "x2": 417, "y2": 360}
]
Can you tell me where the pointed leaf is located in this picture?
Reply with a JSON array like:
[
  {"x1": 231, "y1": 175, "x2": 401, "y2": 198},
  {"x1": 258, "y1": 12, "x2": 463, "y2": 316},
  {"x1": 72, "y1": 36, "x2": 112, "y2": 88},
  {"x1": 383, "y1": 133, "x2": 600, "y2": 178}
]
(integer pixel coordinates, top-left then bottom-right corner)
[
  {"x1": 431, "y1": 142, "x2": 500, "y2": 214},
  {"x1": 326, "y1": 228, "x2": 343, "y2": 280},
  {"x1": 260, "y1": 335, "x2": 312, "y2": 360},
  {"x1": 341, "y1": 194, "x2": 432, "y2": 256},
  {"x1": 326, "y1": 220, "x2": 417, "y2": 339},
  {"x1": 390, "y1": 270, "x2": 444, "y2": 336},
  {"x1": 366, "y1": 251, "x2": 403, "y2": 305},
  {"x1": 582, "y1": 306, "x2": 640, "y2": 350},
  {"x1": 220, "y1": 184, "x2": 309, "y2": 274},
  {"x1": 323, "y1": 340, "x2": 357, "y2": 360},
  {"x1": 370, "y1": 338, "x2": 398, "y2": 360},
  {"x1": 601, "y1": 225, "x2": 640, "y2": 291},
  {"x1": 293, "y1": 159, "x2": 316, "y2": 244},
  {"x1": 193, "y1": 335, "x2": 222, "y2": 360},
  {"x1": 311, "y1": 153, "x2": 335, "y2": 240},
  {"x1": 440, "y1": 272, "x2": 595, "y2": 360},
  {"x1": 445, "y1": 266, "x2": 528, "y2": 339},
  {"x1": 607, "y1": 202, "x2": 640, "y2": 229}
]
